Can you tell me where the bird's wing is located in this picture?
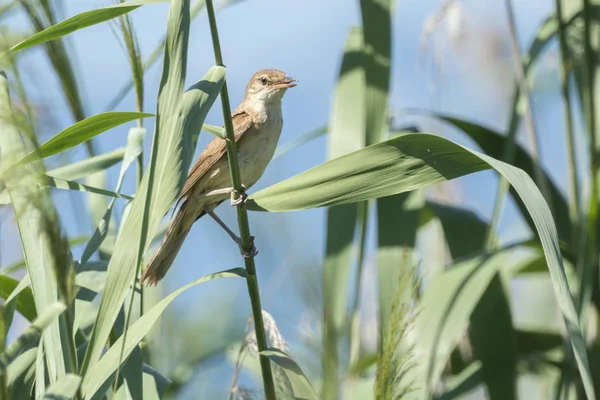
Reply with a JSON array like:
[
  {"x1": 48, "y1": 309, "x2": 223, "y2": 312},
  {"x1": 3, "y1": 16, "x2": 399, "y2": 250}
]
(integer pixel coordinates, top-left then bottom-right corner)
[{"x1": 178, "y1": 109, "x2": 256, "y2": 200}]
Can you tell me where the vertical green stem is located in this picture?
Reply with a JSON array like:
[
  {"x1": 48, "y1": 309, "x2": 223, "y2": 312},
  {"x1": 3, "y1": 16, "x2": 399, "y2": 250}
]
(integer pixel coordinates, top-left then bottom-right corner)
[
  {"x1": 485, "y1": 90, "x2": 520, "y2": 251},
  {"x1": 555, "y1": 0, "x2": 581, "y2": 244},
  {"x1": 349, "y1": 201, "x2": 368, "y2": 368},
  {"x1": 204, "y1": 1, "x2": 276, "y2": 398},
  {"x1": 504, "y1": 0, "x2": 552, "y2": 207}
]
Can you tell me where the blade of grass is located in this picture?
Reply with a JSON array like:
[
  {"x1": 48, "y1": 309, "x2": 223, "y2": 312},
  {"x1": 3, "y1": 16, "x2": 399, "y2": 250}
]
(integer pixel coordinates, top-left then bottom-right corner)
[
  {"x1": 43, "y1": 373, "x2": 81, "y2": 399},
  {"x1": 0, "y1": 275, "x2": 36, "y2": 321},
  {"x1": 44, "y1": 177, "x2": 134, "y2": 201},
  {"x1": 260, "y1": 349, "x2": 318, "y2": 400},
  {"x1": 469, "y1": 274, "x2": 516, "y2": 400},
  {"x1": 0, "y1": 71, "x2": 69, "y2": 383},
  {"x1": 245, "y1": 132, "x2": 596, "y2": 399},
  {"x1": 321, "y1": 26, "x2": 366, "y2": 400},
  {"x1": 47, "y1": 147, "x2": 126, "y2": 181},
  {"x1": 0, "y1": 302, "x2": 66, "y2": 371},
  {"x1": 7, "y1": 111, "x2": 152, "y2": 169},
  {"x1": 78, "y1": 127, "x2": 144, "y2": 267},
  {"x1": 10, "y1": 0, "x2": 170, "y2": 53},
  {"x1": 81, "y1": 268, "x2": 245, "y2": 399},
  {"x1": 425, "y1": 115, "x2": 571, "y2": 244}
]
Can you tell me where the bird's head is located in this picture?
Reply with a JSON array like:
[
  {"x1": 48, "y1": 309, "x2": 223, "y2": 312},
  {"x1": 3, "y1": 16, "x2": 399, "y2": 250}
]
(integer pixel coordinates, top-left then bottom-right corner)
[{"x1": 244, "y1": 69, "x2": 297, "y2": 104}]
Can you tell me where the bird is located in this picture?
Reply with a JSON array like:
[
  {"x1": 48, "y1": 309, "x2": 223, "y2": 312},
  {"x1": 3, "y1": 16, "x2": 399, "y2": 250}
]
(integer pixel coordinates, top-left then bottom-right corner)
[{"x1": 141, "y1": 69, "x2": 297, "y2": 286}]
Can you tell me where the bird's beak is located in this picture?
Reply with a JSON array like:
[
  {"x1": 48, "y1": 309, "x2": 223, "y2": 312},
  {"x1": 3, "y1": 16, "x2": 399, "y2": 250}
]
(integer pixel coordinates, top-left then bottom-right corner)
[{"x1": 274, "y1": 77, "x2": 297, "y2": 89}]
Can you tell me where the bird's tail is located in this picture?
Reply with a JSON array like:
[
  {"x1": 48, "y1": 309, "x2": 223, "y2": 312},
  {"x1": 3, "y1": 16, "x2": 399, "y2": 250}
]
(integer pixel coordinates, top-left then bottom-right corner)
[{"x1": 141, "y1": 199, "x2": 200, "y2": 286}]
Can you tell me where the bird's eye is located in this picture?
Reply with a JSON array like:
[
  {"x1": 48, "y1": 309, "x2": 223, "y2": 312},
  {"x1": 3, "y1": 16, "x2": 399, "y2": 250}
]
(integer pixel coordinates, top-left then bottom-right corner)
[{"x1": 260, "y1": 76, "x2": 268, "y2": 85}]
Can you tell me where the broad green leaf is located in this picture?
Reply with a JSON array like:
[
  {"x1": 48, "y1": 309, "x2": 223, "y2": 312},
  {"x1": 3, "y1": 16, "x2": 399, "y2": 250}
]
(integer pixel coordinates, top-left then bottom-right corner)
[
  {"x1": 142, "y1": 363, "x2": 171, "y2": 399},
  {"x1": 435, "y1": 361, "x2": 483, "y2": 400},
  {"x1": 44, "y1": 176, "x2": 134, "y2": 200},
  {"x1": 0, "y1": 302, "x2": 65, "y2": 371},
  {"x1": 10, "y1": 112, "x2": 152, "y2": 168},
  {"x1": 6, "y1": 347, "x2": 37, "y2": 388},
  {"x1": 0, "y1": 72, "x2": 66, "y2": 383},
  {"x1": 417, "y1": 252, "x2": 519, "y2": 399},
  {"x1": 80, "y1": 1, "x2": 225, "y2": 377},
  {"x1": 81, "y1": 268, "x2": 245, "y2": 399},
  {"x1": 360, "y1": 0, "x2": 392, "y2": 146},
  {"x1": 432, "y1": 115, "x2": 571, "y2": 244},
  {"x1": 246, "y1": 134, "x2": 488, "y2": 211},
  {"x1": 246, "y1": 132, "x2": 595, "y2": 400},
  {"x1": 10, "y1": 0, "x2": 170, "y2": 52},
  {"x1": 0, "y1": 275, "x2": 36, "y2": 321},
  {"x1": 79, "y1": 127, "x2": 145, "y2": 266},
  {"x1": 119, "y1": 346, "x2": 143, "y2": 400},
  {"x1": 469, "y1": 274, "x2": 516, "y2": 400},
  {"x1": 0, "y1": 147, "x2": 126, "y2": 205},
  {"x1": 260, "y1": 349, "x2": 318, "y2": 400},
  {"x1": 47, "y1": 147, "x2": 126, "y2": 180},
  {"x1": 322, "y1": 27, "x2": 366, "y2": 400},
  {"x1": 43, "y1": 373, "x2": 82, "y2": 399},
  {"x1": 424, "y1": 201, "x2": 492, "y2": 259},
  {"x1": 516, "y1": 328, "x2": 563, "y2": 355},
  {"x1": 273, "y1": 125, "x2": 327, "y2": 160}
]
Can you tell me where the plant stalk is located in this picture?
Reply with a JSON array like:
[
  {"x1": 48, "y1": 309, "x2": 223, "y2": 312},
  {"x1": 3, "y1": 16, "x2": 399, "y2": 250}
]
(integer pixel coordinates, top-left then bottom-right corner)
[
  {"x1": 504, "y1": 0, "x2": 552, "y2": 208},
  {"x1": 204, "y1": 1, "x2": 276, "y2": 398},
  {"x1": 555, "y1": 0, "x2": 581, "y2": 246}
]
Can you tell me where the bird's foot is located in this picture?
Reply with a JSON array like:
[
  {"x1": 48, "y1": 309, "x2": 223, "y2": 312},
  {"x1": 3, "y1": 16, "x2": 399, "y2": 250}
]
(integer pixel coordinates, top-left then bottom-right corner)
[
  {"x1": 230, "y1": 185, "x2": 248, "y2": 207},
  {"x1": 235, "y1": 235, "x2": 258, "y2": 258}
]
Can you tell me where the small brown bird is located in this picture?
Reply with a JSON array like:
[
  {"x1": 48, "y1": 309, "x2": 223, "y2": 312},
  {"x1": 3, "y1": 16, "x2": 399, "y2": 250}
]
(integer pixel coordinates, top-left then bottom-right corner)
[{"x1": 141, "y1": 69, "x2": 296, "y2": 285}]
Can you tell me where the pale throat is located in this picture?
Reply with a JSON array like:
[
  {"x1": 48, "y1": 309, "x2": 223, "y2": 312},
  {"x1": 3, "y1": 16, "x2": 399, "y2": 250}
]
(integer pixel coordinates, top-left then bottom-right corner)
[{"x1": 243, "y1": 93, "x2": 283, "y2": 125}]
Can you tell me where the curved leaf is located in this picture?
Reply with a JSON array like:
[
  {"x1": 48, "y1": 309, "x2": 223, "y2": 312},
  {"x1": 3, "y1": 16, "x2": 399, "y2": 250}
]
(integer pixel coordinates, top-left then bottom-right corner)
[
  {"x1": 433, "y1": 115, "x2": 571, "y2": 244},
  {"x1": 246, "y1": 132, "x2": 595, "y2": 400},
  {"x1": 47, "y1": 147, "x2": 126, "y2": 181},
  {"x1": 260, "y1": 348, "x2": 318, "y2": 400},
  {"x1": 81, "y1": 268, "x2": 245, "y2": 399},
  {"x1": 11, "y1": 112, "x2": 153, "y2": 168},
  {"x1": 0, "y1": 275, "x2": 36, "y2": 321},
  {"x1": 43, "y1": 373, "x2": 81, "y2": 399},
  {"x1": 0, "y1": 302, "x2": 65, "y2": 371},
  {"x1": 10, "y1": 0, "x2": 169, "y2": 53}
]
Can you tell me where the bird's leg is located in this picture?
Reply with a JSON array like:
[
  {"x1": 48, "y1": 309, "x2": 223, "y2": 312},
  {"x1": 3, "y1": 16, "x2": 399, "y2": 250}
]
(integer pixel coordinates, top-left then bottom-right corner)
[
  {"x1": 204, "y1": 207, "x2": 258, "y2": 258},
  {"x1": 230, "y1": 184, "x2": 248, "y2": 207}
]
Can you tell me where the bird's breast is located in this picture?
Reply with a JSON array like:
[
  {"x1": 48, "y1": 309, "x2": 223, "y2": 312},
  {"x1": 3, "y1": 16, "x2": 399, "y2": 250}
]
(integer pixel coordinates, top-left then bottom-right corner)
[{"x1": 238, "y1": 110, "x2": 283, "y2": 188}]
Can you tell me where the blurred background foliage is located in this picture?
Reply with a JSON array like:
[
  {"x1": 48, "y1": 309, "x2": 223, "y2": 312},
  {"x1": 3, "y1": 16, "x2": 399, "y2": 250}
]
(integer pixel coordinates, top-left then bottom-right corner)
[{"x1": 1, "y1": 0, "x2": 599, "y2": 399}]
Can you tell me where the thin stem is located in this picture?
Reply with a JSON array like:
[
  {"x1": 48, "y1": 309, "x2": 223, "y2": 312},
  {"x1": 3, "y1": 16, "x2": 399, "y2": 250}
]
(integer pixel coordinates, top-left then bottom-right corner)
[
  {"x1": 554, "y1": 3, "x2": 580, "y2": 396},
  {"x1": 485, "y1": 89, "x2": 520, "y2": 250},
  {"x1": 555, "y1": 0, "x2": 581, "y2": 245},
  {"x1": 504, "y1": 0, "x2": 552, "y2": 208},
  {"x1": 349, "y1": 201, "x2": 368, "y2": 368},
  {"x1": 204, "y1": 1, "x2": 276, "y2": 399}
]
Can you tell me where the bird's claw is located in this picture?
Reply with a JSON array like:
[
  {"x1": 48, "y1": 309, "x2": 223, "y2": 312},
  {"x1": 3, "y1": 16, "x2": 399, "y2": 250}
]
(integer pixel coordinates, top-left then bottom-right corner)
[
  {"x1": 235, "y1": 236, "x2": 258, "y2": 258},
  {"x1": 230, "y1": 185, "x2": 248, "y2": 207}
]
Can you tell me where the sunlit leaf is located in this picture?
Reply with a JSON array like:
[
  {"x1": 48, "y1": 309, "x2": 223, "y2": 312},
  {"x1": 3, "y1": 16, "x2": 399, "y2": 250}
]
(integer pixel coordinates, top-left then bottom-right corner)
[
  {"x1": 10, "y1": 0, "x2": 170, "y2": 52},
  {"x1": 247, "y1": 132, "x2": 595, "y2": 399},
  {"x1": 81, "y1": 268, "x2": 245, "y2": 399}
]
